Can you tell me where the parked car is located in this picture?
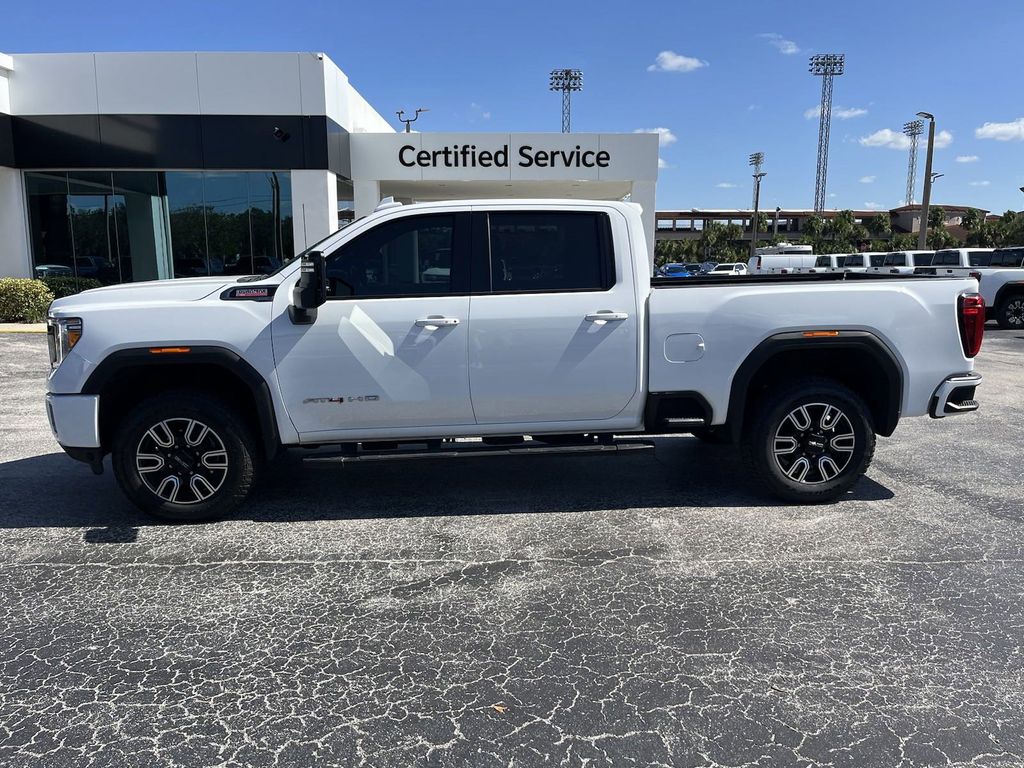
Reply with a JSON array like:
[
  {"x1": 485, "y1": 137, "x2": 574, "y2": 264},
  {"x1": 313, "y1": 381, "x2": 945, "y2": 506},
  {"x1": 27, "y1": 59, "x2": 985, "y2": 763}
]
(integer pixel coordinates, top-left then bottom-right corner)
[
  {"x1": 34, "y1": 264, "x2": 74, "y2": 278},
  {"x1": 840, "y1": 252, "x2": 887, "y2": 273},
  {"x1": 710, "y1": 262, "x2": 749, "y2": 276},
  {"x1": 915, "y1": 248, "x2": 994, "y2": 277},
  {"x1": 45, "y1": 198, "x2": 983, "y2": 520},
  {"x1": 658, "y1": 263, "x2": 695, "y2": 278},
  {"x1": 929, "y1": 246, "x2": 1024, "y2": 328},
  {"x1": 805, "y1": 254, "x2": 849, "y2": 274},
  {"x1": 869, "y1": 250, "x2": 935, "y2": 275}
]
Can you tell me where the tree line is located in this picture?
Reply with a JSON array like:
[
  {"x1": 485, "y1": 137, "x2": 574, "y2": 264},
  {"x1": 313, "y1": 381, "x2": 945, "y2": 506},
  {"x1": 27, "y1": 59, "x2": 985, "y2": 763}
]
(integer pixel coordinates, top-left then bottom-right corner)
[{"x1": 655, "y1": 208, "x2": 1024, "y2": 268}]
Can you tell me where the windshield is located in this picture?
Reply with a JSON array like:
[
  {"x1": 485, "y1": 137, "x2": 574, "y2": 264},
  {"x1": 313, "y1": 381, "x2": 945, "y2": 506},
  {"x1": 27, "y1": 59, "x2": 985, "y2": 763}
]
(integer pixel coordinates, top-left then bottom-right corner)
[{"x1": 815, "y1": 256, "x2": 831, "y2": 267}]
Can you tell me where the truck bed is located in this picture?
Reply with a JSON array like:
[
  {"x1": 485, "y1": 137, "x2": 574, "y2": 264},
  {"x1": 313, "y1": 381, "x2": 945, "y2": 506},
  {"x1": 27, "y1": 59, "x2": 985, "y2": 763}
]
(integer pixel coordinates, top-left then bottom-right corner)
[{"x1": 651, "y1": 272, "x2": 968, "y2": 288}]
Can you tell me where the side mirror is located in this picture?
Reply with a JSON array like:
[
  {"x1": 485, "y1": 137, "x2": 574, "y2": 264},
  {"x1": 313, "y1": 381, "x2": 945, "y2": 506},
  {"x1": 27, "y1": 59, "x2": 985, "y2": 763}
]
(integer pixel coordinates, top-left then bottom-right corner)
[{"x1": 289, "y1": 251, "x2": 327, "y2": 324}]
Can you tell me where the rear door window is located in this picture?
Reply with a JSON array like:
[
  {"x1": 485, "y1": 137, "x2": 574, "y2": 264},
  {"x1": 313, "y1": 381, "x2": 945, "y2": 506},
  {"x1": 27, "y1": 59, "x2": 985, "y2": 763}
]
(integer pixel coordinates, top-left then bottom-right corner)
[
  {"x1": 912, "y1": 253, "x2": 934, "y2": 267},
  {"x1": 884, "y1": 253, "x2": 907, "y2": 267},
  {"x1": 845, "y1": 255, "x2": 863, "y2": 267},
  {"x1": 969, "y1": 252, "x2": 992, "y2": 267},
  {"x1": 486, "y1": 212, "x2": 614, "y2": 292}
]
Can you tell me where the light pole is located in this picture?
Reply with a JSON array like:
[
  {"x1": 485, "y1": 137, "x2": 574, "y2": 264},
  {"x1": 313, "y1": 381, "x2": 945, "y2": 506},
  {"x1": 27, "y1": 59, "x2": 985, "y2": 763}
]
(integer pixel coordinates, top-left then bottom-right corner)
[
  {"x1": 549, "y1": 69, "x2": 583, "y2": 133},
  {"x1": 750, "y1": 170, "x2": 766, "y2": 260},
  {"x1": 917, "y1": 111, "x2": 936, "y2": 249},
  {"x1": 773, "y1": 206, "x2": 781, "y2": 238}
]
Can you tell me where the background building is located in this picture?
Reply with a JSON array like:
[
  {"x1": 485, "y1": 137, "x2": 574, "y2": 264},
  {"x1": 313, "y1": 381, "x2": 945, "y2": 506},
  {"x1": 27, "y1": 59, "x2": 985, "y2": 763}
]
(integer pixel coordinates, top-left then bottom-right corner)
[{"x1": 0, "y1": 51, "x2": 659, "y2": 283}]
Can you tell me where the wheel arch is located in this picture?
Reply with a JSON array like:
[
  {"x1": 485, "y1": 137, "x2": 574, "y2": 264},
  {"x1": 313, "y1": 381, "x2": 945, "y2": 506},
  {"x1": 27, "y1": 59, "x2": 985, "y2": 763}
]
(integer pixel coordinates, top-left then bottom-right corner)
[
  {"x1": 994, "y1": 281, "x2": 1024, "y2": 312},
  {"x1": 725, "y1": 331, "x2": 904, "y2": 442},
  {"x1": 81, "y1": 346, "x2": 280, "y2": 460}
]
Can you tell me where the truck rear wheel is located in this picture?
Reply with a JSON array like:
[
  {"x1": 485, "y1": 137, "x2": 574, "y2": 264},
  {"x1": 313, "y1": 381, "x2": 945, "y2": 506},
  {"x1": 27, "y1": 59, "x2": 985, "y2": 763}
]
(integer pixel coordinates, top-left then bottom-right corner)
[
  {"x1": 112, "y1": 391, "x2": 258, "y2": 522},
  {"x1": 742, "y1": 377, "x2": 875, "y2": 503},
  {"x1": 996, "y1": 294, "x2": 1024, "y2": 330}
]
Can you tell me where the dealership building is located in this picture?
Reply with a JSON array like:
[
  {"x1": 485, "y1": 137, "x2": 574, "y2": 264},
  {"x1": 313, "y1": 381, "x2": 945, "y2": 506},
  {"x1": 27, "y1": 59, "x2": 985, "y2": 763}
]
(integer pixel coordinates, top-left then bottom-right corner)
[{"x1": 0, "y1": 51, "x2": 658, "y2": 284}]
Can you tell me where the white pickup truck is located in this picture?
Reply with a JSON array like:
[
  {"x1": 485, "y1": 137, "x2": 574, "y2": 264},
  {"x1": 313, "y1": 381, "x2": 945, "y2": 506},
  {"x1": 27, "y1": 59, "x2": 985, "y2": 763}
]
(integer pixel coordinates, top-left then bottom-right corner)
[
  {"x1": 45, "y1": 199, "x2": 986, "y2": 521},
  {"x1": 914, "y1": 246, "x2": 1024, "y2": 328}
]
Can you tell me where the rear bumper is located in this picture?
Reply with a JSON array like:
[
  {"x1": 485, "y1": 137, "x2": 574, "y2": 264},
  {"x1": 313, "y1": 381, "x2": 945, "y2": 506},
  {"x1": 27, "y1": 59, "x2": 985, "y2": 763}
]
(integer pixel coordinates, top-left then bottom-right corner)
[
  {"x1": 929, "y1": 372, "x2": 982, "y2": 418},
  {"x1": 45, "y1": 393, "x2": 101, "y2": 448}
]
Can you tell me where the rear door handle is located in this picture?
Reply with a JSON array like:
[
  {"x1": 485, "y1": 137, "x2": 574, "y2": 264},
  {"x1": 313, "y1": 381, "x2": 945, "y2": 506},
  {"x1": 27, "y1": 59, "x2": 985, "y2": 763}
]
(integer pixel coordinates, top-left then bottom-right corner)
[
  {"x1": 415, "y1": 316, "x2": 460, "y2": 328},
  {"x1": 585, "y1": 311, "x2": 629, "y2": 322}
]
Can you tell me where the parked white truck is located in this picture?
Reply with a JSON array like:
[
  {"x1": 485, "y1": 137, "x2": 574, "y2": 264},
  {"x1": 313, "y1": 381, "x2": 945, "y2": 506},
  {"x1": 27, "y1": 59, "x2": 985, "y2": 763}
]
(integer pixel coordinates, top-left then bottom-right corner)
[
  {"x1": 915, "y1": 246, "x2": 1024, "y2": 328},
  {"x1": 45, "y1": 200, "x2": 986, "y2": 521}
]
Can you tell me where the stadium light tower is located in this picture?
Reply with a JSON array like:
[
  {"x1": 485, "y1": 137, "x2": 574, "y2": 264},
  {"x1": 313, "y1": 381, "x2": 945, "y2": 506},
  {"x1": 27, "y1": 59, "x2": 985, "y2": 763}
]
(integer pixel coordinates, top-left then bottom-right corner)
[
  {"x1": 903, "y1": 119, "x2": 924, "y2": 205},
  {"x1": 809, "y1": 53, "x2": 845, "y2": 212},
  {"x1": 549, "y1": 69, "x2": 583, "y2": 133},
  {"x1": 749, "y1": 152, "x2": 764, "y2": 209}
]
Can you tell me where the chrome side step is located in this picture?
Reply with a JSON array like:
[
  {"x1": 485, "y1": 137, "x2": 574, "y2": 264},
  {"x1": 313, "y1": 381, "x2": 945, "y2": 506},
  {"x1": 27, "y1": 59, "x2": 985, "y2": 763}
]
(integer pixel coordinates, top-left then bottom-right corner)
[{"x1": 302, "y1": 439, "x2": 654, "y2": 464}]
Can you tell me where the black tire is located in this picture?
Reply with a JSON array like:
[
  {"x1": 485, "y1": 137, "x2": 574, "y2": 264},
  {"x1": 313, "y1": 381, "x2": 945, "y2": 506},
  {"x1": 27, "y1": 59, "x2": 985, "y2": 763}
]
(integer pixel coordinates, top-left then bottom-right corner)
[
  {"x1": 112, "y1": 391, "x2": 258, "y2": 522},
  {"x1": 996, "y1": 293, "x2": 1024, "y2": 330},
  {"x1": 741, "y1": 377, "x2": 876, "y2": 504}
]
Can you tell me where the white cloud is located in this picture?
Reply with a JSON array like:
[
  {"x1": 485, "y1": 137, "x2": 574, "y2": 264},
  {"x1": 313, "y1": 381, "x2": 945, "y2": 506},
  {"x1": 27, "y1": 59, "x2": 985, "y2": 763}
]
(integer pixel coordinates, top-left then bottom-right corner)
[
  {"x1": 633, "y1": 127, "x2": 678, "y2": 147},
  {"x1": 975, "y1": 117, "x2": 1024, "y2": 141},
  {"x1": 647, "y1": 50, "x2": 708, "y2": 73},
  {"x1": 968, "y1": 180, "x2": 991, "y2": 186},
  {"x1": 828, "y1": 193, "x2": 837, "y2": 198},
  {"x1": 658, "y1": 158, "x2": 670, "y2": 169},
  {"x1": 469, "y1": 102, "x2": 491, "y2": 120},
  {"x1": 715, "y1": 182, "x2": 737, "y2": 188},
  {"x1": 859, "y1": 128, "x2": 952, "y2": 150},
  {"x1": 955, "y1": 155, "x2": 979, "y2": 163},
  {"x1": 758, "y1": 33, "x2": 800, "y2": 55},
  {"x1": 859, "y1": 175, "x2": 876, "y2": 183},
  {"x1": 864, "y1": 201, "x2": 883, "y2": 210},
  {"x1": 805, "y1": 104, "x2": 868, "y2": 120}
]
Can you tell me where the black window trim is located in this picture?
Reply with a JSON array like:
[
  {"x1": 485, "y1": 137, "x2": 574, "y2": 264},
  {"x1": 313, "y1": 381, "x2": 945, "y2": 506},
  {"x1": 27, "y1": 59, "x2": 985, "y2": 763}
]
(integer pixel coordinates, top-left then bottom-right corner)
[
  {"x1": 471, "y1": 209, "x2": 617, "y2": 296},
  {"x1": 323, "y1": 210, "x2": 471, "y2": 301}
]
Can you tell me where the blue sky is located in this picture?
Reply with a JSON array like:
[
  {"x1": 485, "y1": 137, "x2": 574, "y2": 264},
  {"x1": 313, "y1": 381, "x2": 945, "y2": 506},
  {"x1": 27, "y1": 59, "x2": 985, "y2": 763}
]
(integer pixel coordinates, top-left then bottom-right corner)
[{"x1": 4, "y1": 0, "x2": 1023, "y2": 213}]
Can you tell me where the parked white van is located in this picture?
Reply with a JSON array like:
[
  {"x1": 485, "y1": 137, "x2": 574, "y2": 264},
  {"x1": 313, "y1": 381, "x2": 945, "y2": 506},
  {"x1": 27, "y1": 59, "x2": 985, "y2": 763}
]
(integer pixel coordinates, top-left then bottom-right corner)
[
  {"x1": 748, "y1": 244, "x2": 816, "y2": 274},
  {"x1": 869, "y1": 251, "x2": 935, "y2": 275}
]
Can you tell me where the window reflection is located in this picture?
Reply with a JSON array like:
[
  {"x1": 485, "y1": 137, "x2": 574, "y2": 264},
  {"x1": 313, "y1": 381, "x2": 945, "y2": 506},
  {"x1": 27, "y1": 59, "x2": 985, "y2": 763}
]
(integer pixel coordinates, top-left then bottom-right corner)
[{"x1": 27, "y1": 170, "x2": 297, "y2": 285}]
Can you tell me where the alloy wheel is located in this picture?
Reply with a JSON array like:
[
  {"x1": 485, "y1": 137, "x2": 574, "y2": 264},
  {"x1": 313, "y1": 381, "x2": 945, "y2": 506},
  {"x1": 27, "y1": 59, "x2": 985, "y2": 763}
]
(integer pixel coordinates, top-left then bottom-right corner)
[
  {"x1": 772, "y1": 402, "x2": 856, "y2": 485},
  {"x1": 135, "y1": 418, "x2": 229, "y2": 504}
]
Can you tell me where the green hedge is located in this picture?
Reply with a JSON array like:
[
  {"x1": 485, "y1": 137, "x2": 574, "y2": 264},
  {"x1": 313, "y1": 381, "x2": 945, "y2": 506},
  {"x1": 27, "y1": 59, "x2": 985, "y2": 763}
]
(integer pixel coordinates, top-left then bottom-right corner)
[
  {"x1": 0, "y1": 278, "x2": 55, "y2": 323},
  {"x1": 41, "y1": 276, "x2": 104, "y2": 300}
]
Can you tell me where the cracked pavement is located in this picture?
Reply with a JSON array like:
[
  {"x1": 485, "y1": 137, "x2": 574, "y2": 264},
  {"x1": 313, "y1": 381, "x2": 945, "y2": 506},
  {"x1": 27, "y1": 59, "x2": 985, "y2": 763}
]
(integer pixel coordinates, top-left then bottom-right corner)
[{"x1": 1, "y1": 330, "x2": 1022, "y2": 767}]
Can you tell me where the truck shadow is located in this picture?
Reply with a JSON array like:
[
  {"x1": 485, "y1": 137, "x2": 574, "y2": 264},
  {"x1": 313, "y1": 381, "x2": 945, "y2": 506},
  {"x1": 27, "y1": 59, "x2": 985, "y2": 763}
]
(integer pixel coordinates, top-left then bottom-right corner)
[{"x1": 0, "y1": 438, "x2": 894, "y2": 539}]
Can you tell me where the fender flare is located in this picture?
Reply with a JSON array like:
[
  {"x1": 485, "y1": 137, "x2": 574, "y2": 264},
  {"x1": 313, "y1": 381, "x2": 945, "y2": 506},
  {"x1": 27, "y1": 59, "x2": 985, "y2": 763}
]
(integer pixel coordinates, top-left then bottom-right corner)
[
  {"x1": 81, "y1": 346, "x2": 280, "y2": 459},
  {"x1": 725, "y1": 331, "x2": 905, "y2": 441}
]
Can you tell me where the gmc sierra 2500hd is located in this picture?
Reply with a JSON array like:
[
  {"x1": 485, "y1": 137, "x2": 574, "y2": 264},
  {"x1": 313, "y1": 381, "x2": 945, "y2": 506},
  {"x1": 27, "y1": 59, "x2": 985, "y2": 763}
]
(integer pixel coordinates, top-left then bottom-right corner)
[{"x1": 45, "y1": 199, "x2": 985, "y2": 521}]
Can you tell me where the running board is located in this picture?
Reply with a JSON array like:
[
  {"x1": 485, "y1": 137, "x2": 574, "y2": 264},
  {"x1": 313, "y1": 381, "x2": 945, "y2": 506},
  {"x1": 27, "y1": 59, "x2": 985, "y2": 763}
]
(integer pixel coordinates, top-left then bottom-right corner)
[{"x1": 303, "y1": 439, "x2": 654, "y2": 464}]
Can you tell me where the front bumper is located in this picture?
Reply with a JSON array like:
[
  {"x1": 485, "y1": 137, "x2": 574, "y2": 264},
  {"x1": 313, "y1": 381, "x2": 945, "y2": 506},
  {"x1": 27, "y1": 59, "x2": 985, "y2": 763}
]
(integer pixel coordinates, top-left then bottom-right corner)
[
  {"x1": 45, "y1": 393, "x2": 101, "y2": 448},
  {"x1": 929, "y1": 372, "x2": 982, "y2": 418}
]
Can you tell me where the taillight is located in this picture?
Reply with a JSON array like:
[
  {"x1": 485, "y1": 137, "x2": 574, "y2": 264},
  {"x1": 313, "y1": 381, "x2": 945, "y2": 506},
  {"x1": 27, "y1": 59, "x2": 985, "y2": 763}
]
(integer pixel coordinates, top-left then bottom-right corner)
[
  {"x1": 958, "y1": 293, "x2": 985, "y2": 358},
  {"x1": 969, "y1": 270, "x2": 982, "y2": 285},
  {"x1": 756, "y1": 256, "x2": 762, "y2": 270}
]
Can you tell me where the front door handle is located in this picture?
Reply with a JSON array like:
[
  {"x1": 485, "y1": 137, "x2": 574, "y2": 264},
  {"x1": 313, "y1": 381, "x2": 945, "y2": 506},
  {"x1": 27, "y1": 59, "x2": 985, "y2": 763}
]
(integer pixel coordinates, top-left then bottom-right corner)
[
  {"x1": 416, "y1": 316, "x2": 460, "y2": 328},
  {"x1": 585, "y1": 311, "x2": 629, "y2": 322}
]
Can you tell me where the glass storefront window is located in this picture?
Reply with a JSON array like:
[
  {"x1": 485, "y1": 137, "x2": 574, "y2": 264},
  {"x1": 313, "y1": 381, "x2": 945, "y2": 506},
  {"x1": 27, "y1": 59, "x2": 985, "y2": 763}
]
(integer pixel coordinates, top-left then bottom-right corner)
[
  {"x1": 250, "y1": 171, "x2": 293, "y2": 274},
  {"x1": 204, "y1": 172, "x2": 251, "y2": 277},
  {"x1": 27, "y1": 170, "x2": 297, "y2": 285}
]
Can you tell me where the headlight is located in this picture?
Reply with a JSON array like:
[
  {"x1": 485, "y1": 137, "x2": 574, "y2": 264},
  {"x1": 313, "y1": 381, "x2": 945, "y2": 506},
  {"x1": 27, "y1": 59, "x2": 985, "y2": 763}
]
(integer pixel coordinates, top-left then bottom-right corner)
[{"x1": 46, "y1": 316, "x2": 83, "y2": 369}]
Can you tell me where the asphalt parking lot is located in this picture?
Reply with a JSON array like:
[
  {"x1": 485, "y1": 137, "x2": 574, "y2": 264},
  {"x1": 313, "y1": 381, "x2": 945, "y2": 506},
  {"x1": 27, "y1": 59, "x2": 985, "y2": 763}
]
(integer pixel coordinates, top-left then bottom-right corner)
[{"x1": 1, "y1": 329, "x2": 1023, "y2": 768}]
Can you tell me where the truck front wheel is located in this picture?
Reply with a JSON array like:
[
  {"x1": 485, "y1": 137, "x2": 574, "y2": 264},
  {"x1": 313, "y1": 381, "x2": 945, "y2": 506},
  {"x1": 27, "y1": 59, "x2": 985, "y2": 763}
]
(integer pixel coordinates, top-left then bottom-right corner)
[
  {"x1": 742, "y1": 378, "x2": 875, "y2": 503},
  {"x1": 112, "y1": 392, "x2": 258, "y2": 522}
]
